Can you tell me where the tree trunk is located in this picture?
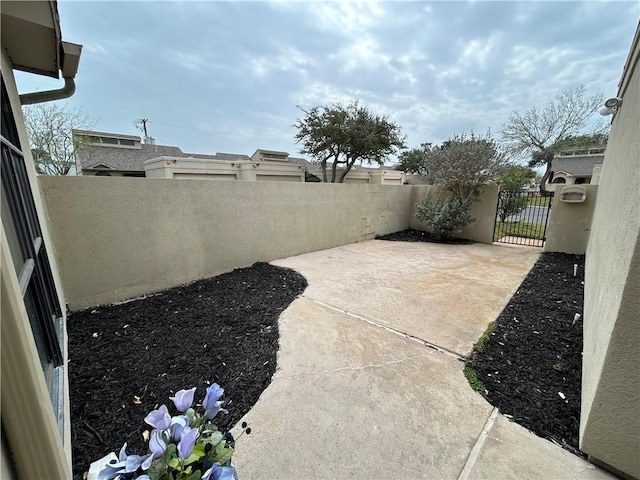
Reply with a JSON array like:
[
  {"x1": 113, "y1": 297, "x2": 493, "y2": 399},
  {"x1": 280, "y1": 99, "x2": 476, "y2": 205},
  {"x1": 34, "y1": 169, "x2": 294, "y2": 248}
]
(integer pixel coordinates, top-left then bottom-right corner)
[
  {"x1": 539, "y1": 162, "x2": 552, "y2": 195},
  {"x1": 320, "y1": 161, "x2": 328, "y2": 182},
  {"x1": 338, "y1": 158, "x2": 357, "y2": 183},
  {"x1": 330, "y1": 161, "x2": 338, "y2": 183}
]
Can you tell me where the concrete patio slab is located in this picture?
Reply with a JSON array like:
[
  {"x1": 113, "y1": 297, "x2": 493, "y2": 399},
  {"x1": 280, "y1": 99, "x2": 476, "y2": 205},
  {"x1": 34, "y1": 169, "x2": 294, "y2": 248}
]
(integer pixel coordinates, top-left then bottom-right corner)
[
  {"x1": 231, "y1": 240, "x2": 607, "y2": 479},
  {"x1": 272, "y1": 240, "x2": 540, "y2": 356},
  {"x1": 467, "y1": 415, "x2": 615, "y2": 479},
  {"x1": 232, "y1": 297, "x2": 494, "y2": 479}
]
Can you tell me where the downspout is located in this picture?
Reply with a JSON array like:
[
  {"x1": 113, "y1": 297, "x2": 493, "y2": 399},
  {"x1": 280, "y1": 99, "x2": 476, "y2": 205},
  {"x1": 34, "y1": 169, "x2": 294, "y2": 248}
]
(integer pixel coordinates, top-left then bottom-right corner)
[{"x1": 19, "y1": 77, "x2": 76, "y2": 105}]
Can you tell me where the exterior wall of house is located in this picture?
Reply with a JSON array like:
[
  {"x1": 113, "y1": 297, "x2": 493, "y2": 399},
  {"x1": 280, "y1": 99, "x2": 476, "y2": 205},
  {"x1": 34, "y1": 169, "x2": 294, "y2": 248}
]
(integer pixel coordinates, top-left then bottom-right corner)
[
  {"x1": 546, "y1": 173, "x2": 572, "y2": 192},
  {"x1": 409, "y1": 185, "x2": 499, "y2": 245},
  {"x1": 307, "y1": 167, "x2": 403, "y2": 185},
  {"x1": 1, "y1": 50, "x2": 72, "y2": 478},
  {"x1": 580, "y1": 27, "x2": 640, "y2": 479},
  {"x1": 39, "y1": 178, "x2": 416, "y2": 310},
  {"x1": 543, "y1": 185, "x2": 598, "y2": 255},
  {"x1": 144, "y1": 157, "x2": 305, "y2": 182}
]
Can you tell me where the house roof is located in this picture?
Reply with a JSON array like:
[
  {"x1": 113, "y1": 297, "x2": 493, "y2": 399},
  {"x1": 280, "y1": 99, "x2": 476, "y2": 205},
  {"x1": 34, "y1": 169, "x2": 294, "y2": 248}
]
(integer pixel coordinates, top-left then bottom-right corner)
[
  {"x1": 287, "y1": 157, "x2": 313, "y2": 168},
  {"x1": 186, "y1": 152, "x2": 251, "y2": 162},
  {"x1": 74, "y1": 129, "x2": 140, "y2": 141},
  {"x1": 551, "y1": 155, "x2": 605, "y2": 176},
  {"x1": 76, "y1": 144, "x2": 187, "y2": 171}
]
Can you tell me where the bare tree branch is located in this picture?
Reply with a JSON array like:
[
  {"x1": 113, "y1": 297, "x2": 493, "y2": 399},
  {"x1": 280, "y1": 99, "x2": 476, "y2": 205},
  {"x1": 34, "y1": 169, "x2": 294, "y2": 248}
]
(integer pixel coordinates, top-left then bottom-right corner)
[{"x1": 22, "y1": 103, "x2": 95, "y2": 175}]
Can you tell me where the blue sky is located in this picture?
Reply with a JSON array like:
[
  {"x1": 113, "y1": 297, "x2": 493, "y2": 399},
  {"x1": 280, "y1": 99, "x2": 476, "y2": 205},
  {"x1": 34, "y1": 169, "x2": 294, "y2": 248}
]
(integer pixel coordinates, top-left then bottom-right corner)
[{"x1": 15, "y1": 1, "x2": 639, "y2": 160}]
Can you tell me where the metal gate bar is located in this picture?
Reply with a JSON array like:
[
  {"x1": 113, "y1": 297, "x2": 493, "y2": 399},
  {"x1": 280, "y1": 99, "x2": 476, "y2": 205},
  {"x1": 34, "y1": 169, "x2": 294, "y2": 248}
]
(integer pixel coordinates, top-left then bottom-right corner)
[{"x1": 493, "y1": 190, "x2": 554, "y2": 247}]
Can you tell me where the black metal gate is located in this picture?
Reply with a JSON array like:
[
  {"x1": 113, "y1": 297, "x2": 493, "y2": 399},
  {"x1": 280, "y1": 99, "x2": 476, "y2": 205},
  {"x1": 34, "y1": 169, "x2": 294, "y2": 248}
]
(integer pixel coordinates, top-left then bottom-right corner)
[{"x1": 493, "y1": 190, "x2": 554, "y2": 246}]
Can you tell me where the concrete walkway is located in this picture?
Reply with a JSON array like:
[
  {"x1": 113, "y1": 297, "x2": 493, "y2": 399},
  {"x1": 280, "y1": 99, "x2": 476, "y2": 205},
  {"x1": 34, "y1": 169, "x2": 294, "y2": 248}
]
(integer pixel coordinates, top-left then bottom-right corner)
[{"x1": 232, "y1": 241, "x2": 614, "y2": 479}]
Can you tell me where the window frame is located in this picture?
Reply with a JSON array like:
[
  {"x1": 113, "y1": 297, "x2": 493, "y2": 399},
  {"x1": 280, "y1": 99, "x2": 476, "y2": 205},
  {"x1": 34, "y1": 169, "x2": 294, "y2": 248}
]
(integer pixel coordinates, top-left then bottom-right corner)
[{"x1": 1, "y1": 78, "x2": 64, "y2": 416}]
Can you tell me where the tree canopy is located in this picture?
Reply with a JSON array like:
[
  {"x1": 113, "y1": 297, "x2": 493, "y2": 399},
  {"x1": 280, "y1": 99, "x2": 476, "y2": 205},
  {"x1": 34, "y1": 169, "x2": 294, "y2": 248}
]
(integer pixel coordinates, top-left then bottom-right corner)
[
  {"x1": 294, "y1": 101, "x2": 405, "y2": 183},
  {"x1": 22, "y1": 103, "x2": 95, "y2": 175},
  {"x1": 500, "y1": 85, "x2": 607, "y2": 192},
  {"x1": 412, "y1": 132, "x2": 507, "y2": 201},
  {"x1": 497, "y1": 165, "x2": 536, "y2": 191}
]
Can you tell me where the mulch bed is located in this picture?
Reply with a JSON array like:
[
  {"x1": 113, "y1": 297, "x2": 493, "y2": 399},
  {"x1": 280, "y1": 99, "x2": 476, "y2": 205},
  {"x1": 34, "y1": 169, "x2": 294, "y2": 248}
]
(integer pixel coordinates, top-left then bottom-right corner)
[
  {"x1": 467, "y1": 253, "x2": 586, "y2": 456},
  {"x1": 68, "y1": 263, "x2": 307, "y2": 480},
  {"x1": 376, "y1": 228, "x2": 473, "y2": 244}
]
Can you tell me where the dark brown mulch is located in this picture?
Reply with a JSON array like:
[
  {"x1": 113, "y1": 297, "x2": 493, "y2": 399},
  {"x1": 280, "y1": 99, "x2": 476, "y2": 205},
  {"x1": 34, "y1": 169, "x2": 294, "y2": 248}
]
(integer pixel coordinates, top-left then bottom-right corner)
[
  {"x1": 468, "y1": 253, "x2": 585, "y2": 456},
  {"x1": 68, "y1": 262, "x2": 307, "y2": 480},
  {"x1": 376, "y1": 228, "x2": 474, "y2": 244}
]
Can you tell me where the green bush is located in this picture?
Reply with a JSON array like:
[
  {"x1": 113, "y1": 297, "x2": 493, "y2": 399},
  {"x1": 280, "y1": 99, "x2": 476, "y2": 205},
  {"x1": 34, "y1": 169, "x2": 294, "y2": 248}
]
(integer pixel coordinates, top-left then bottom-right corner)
[
  {"x1": 414, "y1": 194, "x2": 475, "y2": 240},
  {"x1": 497, "y1": 192, "x2": 527, "y2": 222}
]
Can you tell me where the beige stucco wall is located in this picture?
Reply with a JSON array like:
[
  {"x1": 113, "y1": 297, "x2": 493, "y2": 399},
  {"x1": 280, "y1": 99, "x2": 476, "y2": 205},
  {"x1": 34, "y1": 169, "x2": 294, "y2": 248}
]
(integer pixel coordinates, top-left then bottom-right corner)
[
  {"x1": 544, "y1": 185, "x2": 598, "y2": 254},
  {"x1": 580, "y1": 27, "x2": 640, "y2": 479},
  {"x1": 145, "y1": 157, "x2": 305, "y2": 182},
  {"x1": 409, "y1": 185, "x2": 499, "y2": 244},
  {"x1": 39, "y1": 178, "x2": 415, "y2": 310},
  {"x1": 1, "y1": 50, "x2": 72, "y2": 477}
]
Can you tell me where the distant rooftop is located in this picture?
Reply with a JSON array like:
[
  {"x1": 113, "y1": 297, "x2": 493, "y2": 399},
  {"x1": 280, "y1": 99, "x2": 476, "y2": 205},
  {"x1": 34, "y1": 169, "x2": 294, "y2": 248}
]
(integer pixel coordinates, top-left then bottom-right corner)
[
  {"x1": 73, "y1": 129, "x2": 308, "y2": 173},
  {"x1": 552, "y1": 154, "x2": 605, "y2": 176}
]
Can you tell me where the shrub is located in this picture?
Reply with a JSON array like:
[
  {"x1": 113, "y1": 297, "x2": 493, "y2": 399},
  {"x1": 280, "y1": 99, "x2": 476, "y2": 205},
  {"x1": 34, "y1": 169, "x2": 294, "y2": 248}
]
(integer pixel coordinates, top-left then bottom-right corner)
[
  {"x1": 497, "y1": 192, "x2": 527, "y2": 222},
  {"x1": 414, "y1": 194, "x2": 475, "y2": 240}
]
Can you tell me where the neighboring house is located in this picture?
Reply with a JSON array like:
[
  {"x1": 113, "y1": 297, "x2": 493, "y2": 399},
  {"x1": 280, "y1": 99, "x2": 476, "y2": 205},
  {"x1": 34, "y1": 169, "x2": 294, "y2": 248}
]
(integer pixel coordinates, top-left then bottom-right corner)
[
  {"x1": 307, "y1": 163, "x2": 405, "y2": 184},
  {"x1": 546, "y1": 148, "x2": 605, "y2": 191},
  {"x1": 73, "y1": 129, "x2": 250, "y2": 177}
]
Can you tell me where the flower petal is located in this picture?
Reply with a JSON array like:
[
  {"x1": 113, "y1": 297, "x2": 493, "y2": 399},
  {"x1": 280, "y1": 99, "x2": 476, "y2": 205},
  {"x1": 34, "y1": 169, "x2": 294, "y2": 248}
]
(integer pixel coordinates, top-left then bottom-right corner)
[
  {"x1": 144, "y1": 404, "x2": 171, "y2": 431},
  {"x1": 169, "y1": 387, "x2": 196, "y2": 412},
  {"x1": 177, "y1": 426, "x2": 199, "y2": 460},
  {"x1": 149, "y1": 429, "x2": 167, "y2": 458}
]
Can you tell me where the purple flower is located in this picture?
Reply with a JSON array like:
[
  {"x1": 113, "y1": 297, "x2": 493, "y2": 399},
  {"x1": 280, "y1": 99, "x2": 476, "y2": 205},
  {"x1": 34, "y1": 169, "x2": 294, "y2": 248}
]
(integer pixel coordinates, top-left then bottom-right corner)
[
  {"x1": 124, "y1": 453, "x2": 151, "y2": 473},
  {"x1": 203, "y1": 463, "x2": 236, "y2": 480},
  {"x1": 98, "y1": 443, "x2": 150, "y2": 478},
  {"x1": 203, "y1": 463, "x2": 222, "y2": 480},
  {"x1": 170, "y1": 387, "x2": 196, "y2": 412},
  {"x1": 144, "y1": 404, "x2": 171, "y2": 431},
  {"x1": 169, "y1": 415, "x2": 190, "y2": 443},
  {"x1": 177, "y1": 426, "x2": 199, "y2": 460},
  {"x1": 142, "y1": 429, "x2": 166, "y2": 470},
  {"x1": 203, "y1": 384, "x2": 228, "y2": 420}
]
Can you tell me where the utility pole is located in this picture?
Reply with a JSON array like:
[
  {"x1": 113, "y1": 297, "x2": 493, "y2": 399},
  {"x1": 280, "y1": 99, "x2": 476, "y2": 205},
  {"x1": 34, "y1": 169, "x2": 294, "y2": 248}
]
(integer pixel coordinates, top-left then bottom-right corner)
[{"x1": 135, "y1": 118, "x2": 154, "y2": 144}]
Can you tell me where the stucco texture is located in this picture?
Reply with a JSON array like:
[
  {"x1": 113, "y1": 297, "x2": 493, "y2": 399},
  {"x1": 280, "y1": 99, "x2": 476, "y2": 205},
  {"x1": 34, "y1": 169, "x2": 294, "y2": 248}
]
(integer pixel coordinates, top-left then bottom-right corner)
[
  {"x1": 544, "y1": 185, "x2": 598, "y2": 254},
  {"x1": 409, "y1": 184, "x2": 499, "y2": 244},
  {"x1": 580, "y1": 32, "x2": 640, "y2": 479},
  {"x1": 39, "y1": 178, "x2": 414, "y2": 309}
]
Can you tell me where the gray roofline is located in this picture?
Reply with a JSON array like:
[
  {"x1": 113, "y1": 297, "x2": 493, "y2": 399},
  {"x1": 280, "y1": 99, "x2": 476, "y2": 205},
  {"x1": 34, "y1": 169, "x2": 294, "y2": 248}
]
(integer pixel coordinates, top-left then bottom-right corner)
[{"x1": 73, "y1": 129, "x2": 140, "y2": 141}]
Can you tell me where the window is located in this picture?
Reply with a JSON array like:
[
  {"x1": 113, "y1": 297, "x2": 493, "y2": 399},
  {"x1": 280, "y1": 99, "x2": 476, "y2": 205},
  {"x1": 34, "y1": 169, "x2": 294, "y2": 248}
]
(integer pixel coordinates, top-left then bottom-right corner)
[
  {"x1": 119, "y1": 139, "x2": 135, "y2": 146},
  {"x1": 574, "y1": 177, "x2": 589, "y2": 184},
  {"x1": 95, "y1": 171, "x2": 112, "y2": 176},
  {"x1": 101, "y1": 137, "x2": 118, "y2": 145},
  {"x1": 551, "y1": 177, "x2": 566, "y2": 184},
  {"x1": 1, "y1": 78, "x2": 64, "y2": 420}
]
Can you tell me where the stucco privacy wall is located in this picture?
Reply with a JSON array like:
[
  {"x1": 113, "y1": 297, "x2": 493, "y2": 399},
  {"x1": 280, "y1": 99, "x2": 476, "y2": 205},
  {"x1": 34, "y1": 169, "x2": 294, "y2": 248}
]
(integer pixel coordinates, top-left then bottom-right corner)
[
  {"x1": 39, "y1": 178, "x2": 415, "y2": 310},
  {"x1": 544, "y1": 185, "x2": 598, "y2": 254},
  {"x1": 409, "y1": 185, "x2": 499, "y2": 245},
  {"x1": 580, "y1": 26, "x2": 640, "y2": 479}
]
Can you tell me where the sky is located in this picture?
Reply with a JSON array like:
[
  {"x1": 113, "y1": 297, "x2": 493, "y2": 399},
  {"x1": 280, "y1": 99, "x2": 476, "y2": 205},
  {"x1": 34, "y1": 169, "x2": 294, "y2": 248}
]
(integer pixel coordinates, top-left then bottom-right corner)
[{"x1": 15, "y1": 0, "x2": 639, "y2": 162}]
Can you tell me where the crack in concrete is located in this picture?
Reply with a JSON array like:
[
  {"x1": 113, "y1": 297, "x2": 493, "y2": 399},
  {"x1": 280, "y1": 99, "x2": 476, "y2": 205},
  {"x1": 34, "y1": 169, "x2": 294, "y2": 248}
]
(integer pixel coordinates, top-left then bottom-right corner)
[
  {"x1": 302, "y1": 295, "x2": 467, "y2": 360},
  {"x1": 273, "y1": 353, "x2": 431, "y2": 379}
]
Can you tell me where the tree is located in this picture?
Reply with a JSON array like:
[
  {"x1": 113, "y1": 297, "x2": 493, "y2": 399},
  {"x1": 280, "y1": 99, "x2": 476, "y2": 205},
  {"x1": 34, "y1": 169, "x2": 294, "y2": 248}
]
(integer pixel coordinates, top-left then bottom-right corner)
[
  {"x1": 496, "y1": 192, "x2": 527, "y2": 223},
  {"x1": 412, "y1": 131, "x2": 506, "y2": 241},
  {"x1": 22, "y1": 103, "x2": 95, "y2": 175},
  {"x1": 497, "y1": 165, "x2": 536, "y2": 191},
  {"x1": 294, "y1": 101, "x2": 406, "y2": 183},
  {"x1": 500, "y1": 85, "x2": 607, "y2": 193},
  {"x1": 424, "y1": 131, "x2": 507, "y2": 201},
  {"x1": 395, "y1": 146, "x2": 427, "y2": 174}
]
